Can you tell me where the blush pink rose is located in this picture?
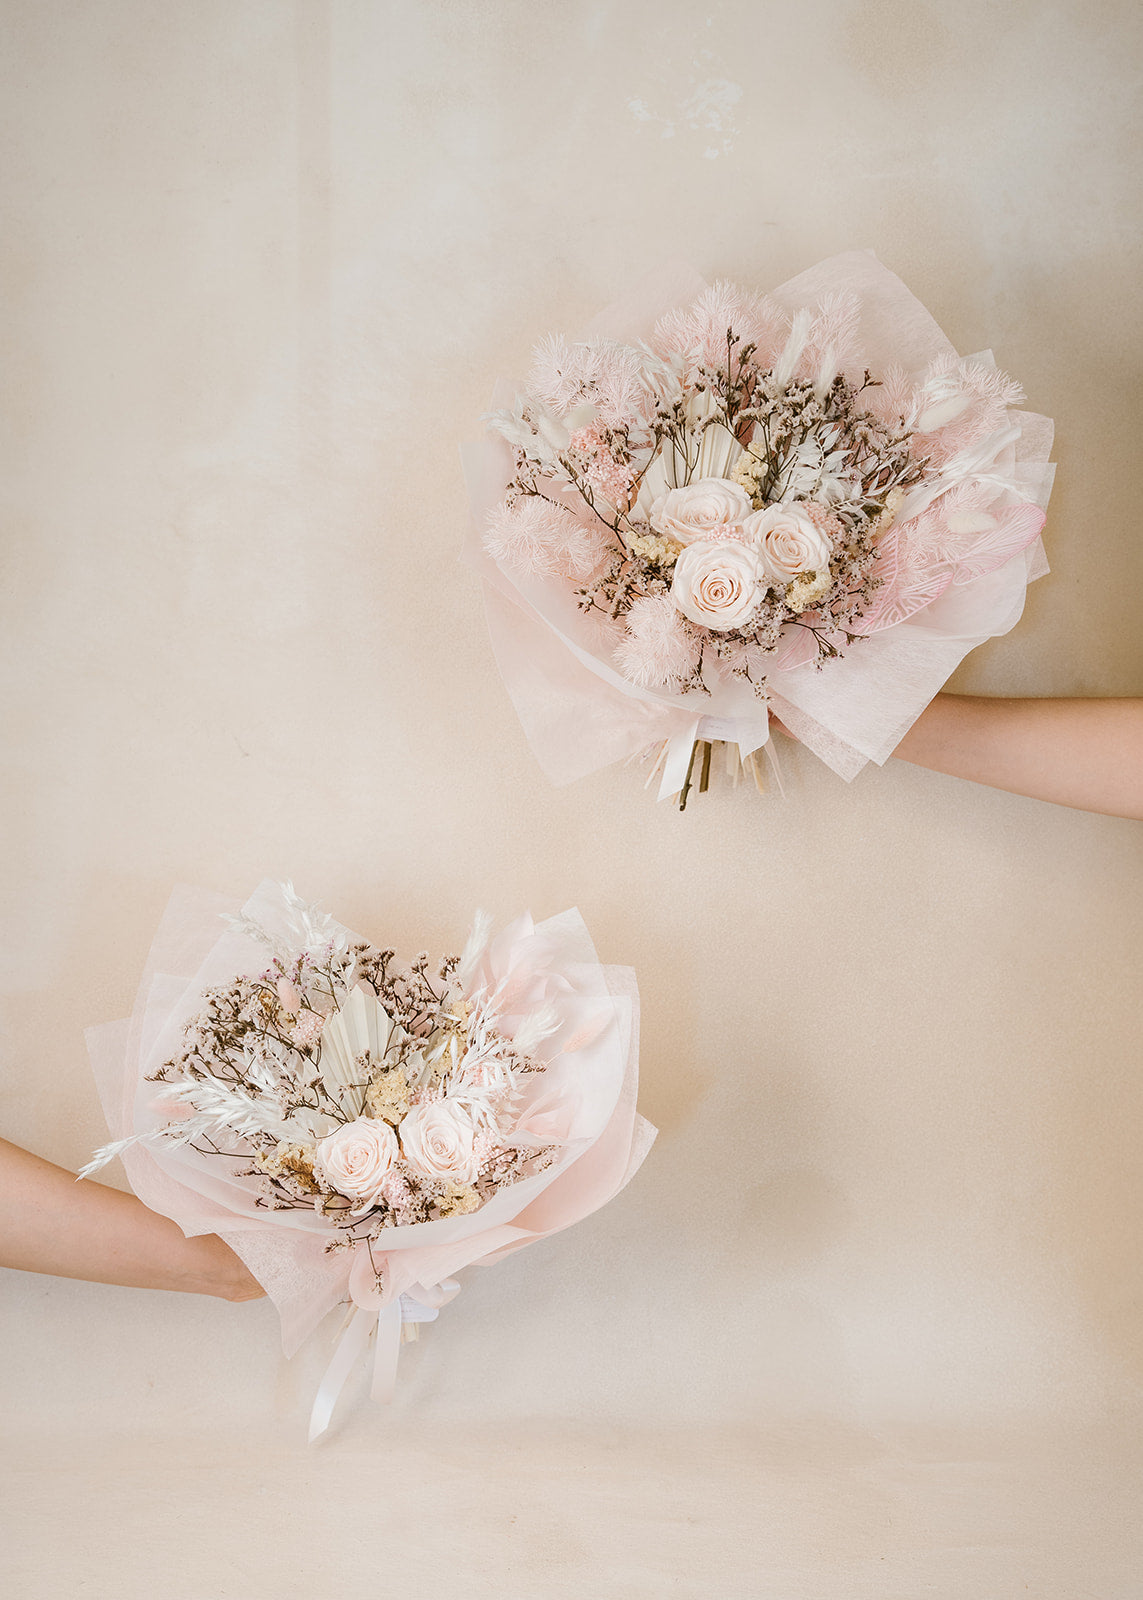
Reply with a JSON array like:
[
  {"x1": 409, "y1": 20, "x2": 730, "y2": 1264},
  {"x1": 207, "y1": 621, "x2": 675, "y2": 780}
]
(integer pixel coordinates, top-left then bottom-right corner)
[
  {"x1": 670, "y1": 539, "x2": 765, "y2": 632},
  {"x1": 651, "y1": 478, "x2": 752, "y2": 545},
  {"x1": 315, "y1": 1117, "x2": 398, "y2": 1206},
  {"x1": 742, "y1": 504, "x2": 833, "y2": 584},
  {"x1": 399, "y1": 1098, "x2": 481, "y2": 1184}
]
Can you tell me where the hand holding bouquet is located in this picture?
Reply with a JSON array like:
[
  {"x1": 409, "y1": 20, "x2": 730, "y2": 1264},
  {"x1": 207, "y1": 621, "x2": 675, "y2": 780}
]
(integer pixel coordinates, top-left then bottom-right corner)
[{"x1": 85, "y1": 882, "x2": 654, "y2": 1437}]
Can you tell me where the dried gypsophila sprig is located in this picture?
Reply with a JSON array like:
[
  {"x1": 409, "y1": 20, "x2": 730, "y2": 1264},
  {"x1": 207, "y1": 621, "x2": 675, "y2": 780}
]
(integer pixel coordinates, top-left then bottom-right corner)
[{"x1": 81, "y1": 915, "x2": 561, "y2": 1236}]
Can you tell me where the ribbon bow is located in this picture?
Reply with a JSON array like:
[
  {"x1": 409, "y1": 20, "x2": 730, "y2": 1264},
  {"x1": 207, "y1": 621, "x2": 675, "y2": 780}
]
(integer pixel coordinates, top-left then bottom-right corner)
[{"x1": 307, "y1": 1255, "x2": 460, "y2": 1442}]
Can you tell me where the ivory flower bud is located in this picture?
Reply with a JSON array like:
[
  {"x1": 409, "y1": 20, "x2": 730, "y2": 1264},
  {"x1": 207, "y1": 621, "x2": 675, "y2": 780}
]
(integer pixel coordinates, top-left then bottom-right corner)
[
  {"x1": 276, "y1": 978, "x2": 301, "y2": 1015},
  {"x1": 742, "y1": 504, "x2": 833, "y2": 584},
  {"x1": 916, "y1": 391, "x2": 972, "y2": 432},
  {"x1": 400, "y1": 1098, "x2": 481, "y2": 1185},
  {"x1": 314, "y1": 1117, "x2": 398, "y2": 1206},
  {"x1": 671, "y1": 539, "x2": 765, "y2": 632},
  {"x1": 651, "y1": 477, "x2": 753, "y2": 545}
]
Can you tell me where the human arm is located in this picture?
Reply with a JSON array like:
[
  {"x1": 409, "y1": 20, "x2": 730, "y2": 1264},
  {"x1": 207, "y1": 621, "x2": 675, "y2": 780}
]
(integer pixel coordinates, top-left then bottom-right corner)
[
  {"x1": 0, "y1": 1137, "x2": 263, "y2": 1301},
  {"x1": 890, "y1": 695, "x2": 1143, "y2": 819}
]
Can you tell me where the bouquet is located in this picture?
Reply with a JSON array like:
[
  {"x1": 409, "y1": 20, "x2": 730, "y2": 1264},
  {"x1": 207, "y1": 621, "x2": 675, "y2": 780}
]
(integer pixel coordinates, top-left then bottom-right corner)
[
  {"x1": 84, "y1": 881, "x2": 654, "y2": 1438},
  {"x1": 464, "y1": 252, "x2": 1054, "y2": 805}
]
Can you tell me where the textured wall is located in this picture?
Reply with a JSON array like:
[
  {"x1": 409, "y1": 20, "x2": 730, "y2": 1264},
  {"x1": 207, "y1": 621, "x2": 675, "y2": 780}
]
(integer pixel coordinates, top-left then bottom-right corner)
[{"x1": 2, "y1": 3, "x2": 1142, "y2": 1595}]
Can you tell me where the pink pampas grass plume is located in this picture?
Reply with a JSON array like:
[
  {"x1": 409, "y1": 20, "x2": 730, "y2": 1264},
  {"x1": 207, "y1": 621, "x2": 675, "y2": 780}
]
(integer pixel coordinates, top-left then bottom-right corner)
[
  {"x1": 614, "y1": 593, "x2": 699, "y2": 688},
  {"x1": 484, "y1": 497, "x2": 607, "y2": 581}
]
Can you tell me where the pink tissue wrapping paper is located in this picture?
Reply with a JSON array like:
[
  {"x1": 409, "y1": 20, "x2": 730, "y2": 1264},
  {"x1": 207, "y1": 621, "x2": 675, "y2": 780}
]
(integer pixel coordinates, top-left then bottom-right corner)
[
  {"x1": 86, "y1": 883, "x2": 655, "y2": 1366},
  {"x1": 463, "y1": 251, "x2": 1055, "y2": 785}
]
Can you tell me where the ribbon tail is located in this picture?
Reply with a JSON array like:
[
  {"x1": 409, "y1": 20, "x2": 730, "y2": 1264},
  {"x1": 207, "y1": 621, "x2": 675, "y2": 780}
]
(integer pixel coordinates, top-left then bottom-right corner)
[
  {"x1": 761, "y1": 733, "x2": 784, "y2": 797},
  {"x1": 643, "y1": 739, "x2": 669, "y2": 792},
  {"x1": 308, "y1": 1279, "x2": 463, "y2": 1440},
  {"x1": 308, "y1": 1303, "x2": 376, "y2": 1444},
  {"x1": 658, "y1": 719, "x2": 702, "y2": 802},
  {"x1": 371, "y1": 1298, "x2": 403, "y2": 1406}
]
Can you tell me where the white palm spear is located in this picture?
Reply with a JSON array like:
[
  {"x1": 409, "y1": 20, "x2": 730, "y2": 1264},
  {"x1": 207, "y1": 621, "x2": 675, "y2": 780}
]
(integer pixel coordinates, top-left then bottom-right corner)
[{"x1": 313, "y1": 987, "x2": 394, "y2": 1124}]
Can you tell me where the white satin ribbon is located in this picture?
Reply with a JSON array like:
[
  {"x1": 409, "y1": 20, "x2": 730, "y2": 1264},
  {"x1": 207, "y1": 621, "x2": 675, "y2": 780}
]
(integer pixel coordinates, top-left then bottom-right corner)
[
  {"x1": 760, "y1": 735, "x2": 785, "y2": 796},
  {"x1": 308, "y1": 1303, "x2": 377, "y2": 1443},
  {"x1": 308, "y1": 1280, "x2": 461, "y2": 1443},
  {"x1": 657, "y1": 718, "x2": 702, "y2": 801},
  {"x1": 656, "y1": 712, "x2": 772, "y2": 802}
]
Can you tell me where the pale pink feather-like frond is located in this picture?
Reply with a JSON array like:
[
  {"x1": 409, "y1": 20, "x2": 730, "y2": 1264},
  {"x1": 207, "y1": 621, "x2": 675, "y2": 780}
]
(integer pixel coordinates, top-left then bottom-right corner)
[
  {"x1": 614, "y1": 593, "x2": 699, "y2": 688},
  {"x1": 589, "y1": 341, "x2": 659, "y2": 426},
  {"x1": 922, "y1": 352, "x2": 1025, "y2": 410},
  {"x1": 913, "y1": 353, "x2": 1027, "y2": 461},
  {"x1": 861, "y1": 362, "x2": 918, "y2": 428},
  {"x1": 528, "y1": 333, "x2": 596, "y2": 415},
  {"x1": 484, "y1": 497, "x2": 609, "y2": 581},
  {"x1": 529, "y1": 334, "x2": 658, "y2": 428},
  {"x1": 653, "y1": 282, "x2": 788, "y2": 372}
]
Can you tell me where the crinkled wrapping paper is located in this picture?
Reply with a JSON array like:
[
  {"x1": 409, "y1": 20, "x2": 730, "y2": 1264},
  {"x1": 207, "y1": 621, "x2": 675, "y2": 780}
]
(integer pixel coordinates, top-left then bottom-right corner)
[
  {"x1": 464, "y1": 251, "x2": 1054, "y2": 785},
  {"x1": 86, "y1": 882, "x2": 655, "y2": 1431}
]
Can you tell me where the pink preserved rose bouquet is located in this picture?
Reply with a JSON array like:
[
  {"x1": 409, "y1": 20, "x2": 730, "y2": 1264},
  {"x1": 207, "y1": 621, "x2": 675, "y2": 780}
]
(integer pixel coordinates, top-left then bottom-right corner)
[
  {"x1": 85, "y1": 881, "x2": 654, "y2": 1438},
  {"x1": 464, "y1": 252, "x2": 1054, "y2": 805}
]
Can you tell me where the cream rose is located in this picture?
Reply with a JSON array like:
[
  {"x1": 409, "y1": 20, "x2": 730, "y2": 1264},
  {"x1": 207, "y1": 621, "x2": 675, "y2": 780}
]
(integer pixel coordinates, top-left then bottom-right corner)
[
  {"x1": 651, "y1": 477, "x2": 753, "y2": 545},
  {"x1": 742, "y1": 503, "x2": 833, "y2": 584},
  {"x1": 314, "y1": 1117, "x2": 398, "y2": 1206},
  {"x1": 671, "y1": 539, "x2": 765, "y2": 632},
  {"x1": 399, "y1": 1097, "x2": 481, "y2": 1185}
]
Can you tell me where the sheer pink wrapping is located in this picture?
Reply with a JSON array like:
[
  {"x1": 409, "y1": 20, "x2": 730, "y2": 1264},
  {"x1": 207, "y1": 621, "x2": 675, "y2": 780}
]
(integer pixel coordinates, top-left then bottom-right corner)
[
  {"x1": 463, "y1": 252, "x2": 1054, "y2": 784},
  {"x1": 87, "y1": 885, "x2": 655, "y2": 1367}
]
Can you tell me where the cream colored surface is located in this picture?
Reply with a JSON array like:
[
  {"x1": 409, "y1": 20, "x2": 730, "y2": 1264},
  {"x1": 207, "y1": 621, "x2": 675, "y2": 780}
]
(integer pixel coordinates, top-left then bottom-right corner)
[{"x1": 2, "y1": 2, "x2": 1142, "y2": 1595}]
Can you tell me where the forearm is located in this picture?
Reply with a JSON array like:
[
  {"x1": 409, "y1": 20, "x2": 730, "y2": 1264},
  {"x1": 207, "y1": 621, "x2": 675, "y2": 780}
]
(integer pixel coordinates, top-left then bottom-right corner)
[
  {"x1": 893, "y1": 695, "x2": 1143, "y2": 819},
  {"x1": 0, "y1": 1137, "x2": 263, "y2": 1300}
]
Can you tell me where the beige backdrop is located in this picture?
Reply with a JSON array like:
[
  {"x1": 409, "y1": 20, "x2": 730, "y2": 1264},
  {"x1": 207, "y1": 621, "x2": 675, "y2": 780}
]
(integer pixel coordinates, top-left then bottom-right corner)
[{"x1": 3, "y1": 2, "x2": 1143, "y2": 1596}]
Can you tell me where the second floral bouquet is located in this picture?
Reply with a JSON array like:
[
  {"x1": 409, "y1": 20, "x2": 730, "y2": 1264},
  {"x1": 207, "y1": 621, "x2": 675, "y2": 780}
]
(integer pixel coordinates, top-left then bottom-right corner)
[
  {"x1": 85, "y1": 881, "x2": 653, "y2": 1438},
  {"x1": 465, "y1": 251, "x2": 1054, "y2": 803}
]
